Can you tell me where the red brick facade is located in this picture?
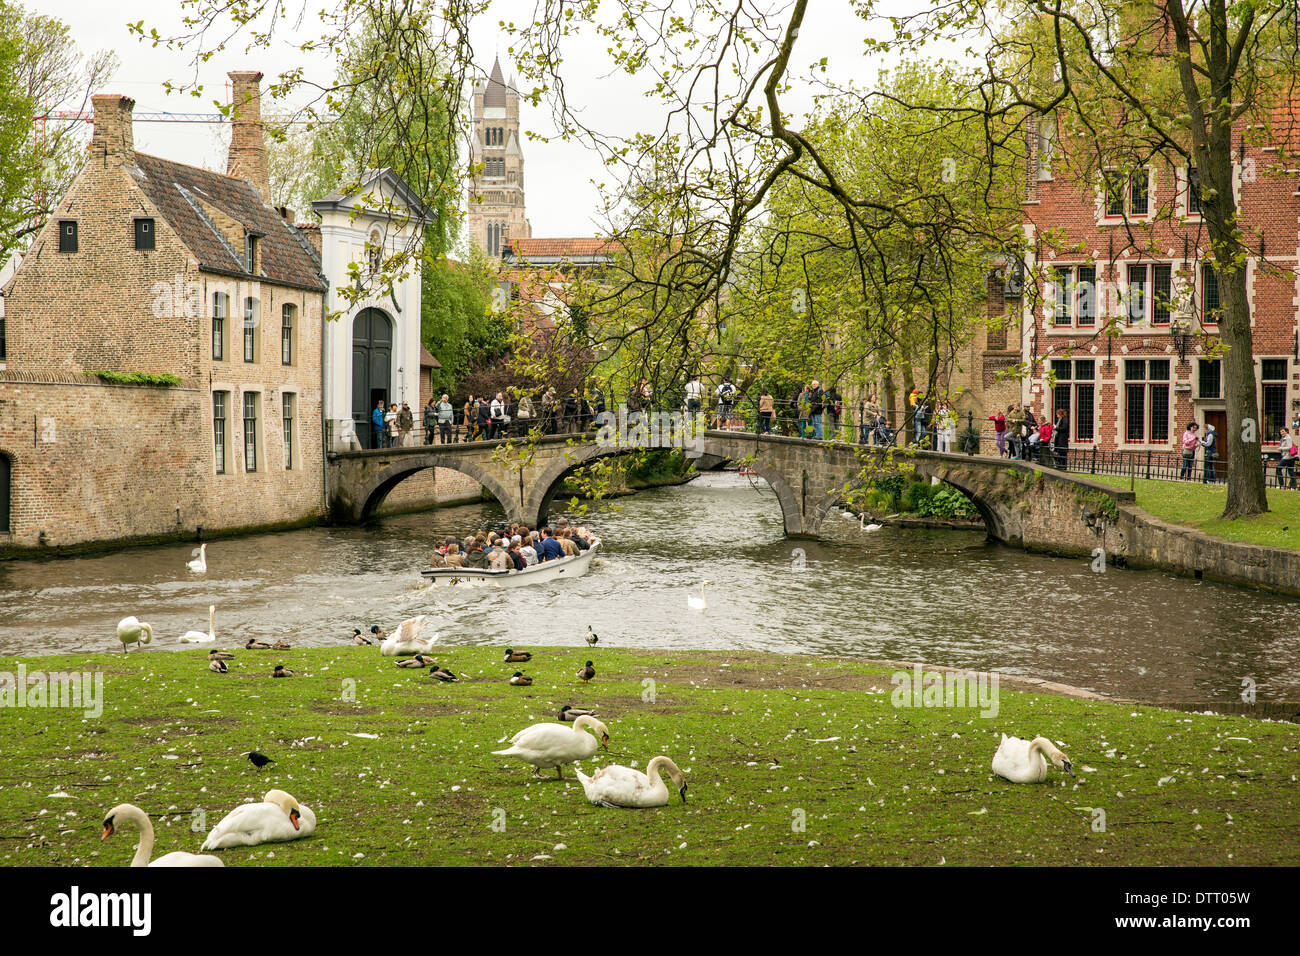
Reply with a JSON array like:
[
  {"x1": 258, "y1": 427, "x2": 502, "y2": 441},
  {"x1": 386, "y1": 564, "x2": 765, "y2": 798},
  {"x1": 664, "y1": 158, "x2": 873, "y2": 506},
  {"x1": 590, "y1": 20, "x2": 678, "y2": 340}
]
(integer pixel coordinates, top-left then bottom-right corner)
[{"x1": 1016, "y1": 114, "x2": 1300, "y2": 452}]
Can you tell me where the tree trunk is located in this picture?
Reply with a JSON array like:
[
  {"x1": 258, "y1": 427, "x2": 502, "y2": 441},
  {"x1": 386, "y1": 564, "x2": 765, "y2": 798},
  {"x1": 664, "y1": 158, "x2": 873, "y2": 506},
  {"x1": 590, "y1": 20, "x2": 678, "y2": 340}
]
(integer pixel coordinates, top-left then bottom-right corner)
[{"x1": 1216, "y1": 257, "x2": 1270, "y2": 517}]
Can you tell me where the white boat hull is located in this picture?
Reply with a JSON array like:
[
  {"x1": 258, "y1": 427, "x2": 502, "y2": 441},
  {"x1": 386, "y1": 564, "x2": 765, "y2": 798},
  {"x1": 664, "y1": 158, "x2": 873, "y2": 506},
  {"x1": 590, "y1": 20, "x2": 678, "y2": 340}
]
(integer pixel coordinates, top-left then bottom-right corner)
[{"x1": 421, "y1": 540, "x2": 601, "y2": 590}]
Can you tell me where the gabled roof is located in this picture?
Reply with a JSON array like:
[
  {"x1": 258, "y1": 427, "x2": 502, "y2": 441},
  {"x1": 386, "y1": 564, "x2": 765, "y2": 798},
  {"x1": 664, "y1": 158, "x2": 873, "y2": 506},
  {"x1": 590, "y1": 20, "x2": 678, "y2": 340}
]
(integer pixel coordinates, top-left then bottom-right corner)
[
  {"x1": 311, "y1": 168, "x2": 431, "y2": 223},
  {"x1": 132, "y1": 152, "x2": 327, "y2": 292}
]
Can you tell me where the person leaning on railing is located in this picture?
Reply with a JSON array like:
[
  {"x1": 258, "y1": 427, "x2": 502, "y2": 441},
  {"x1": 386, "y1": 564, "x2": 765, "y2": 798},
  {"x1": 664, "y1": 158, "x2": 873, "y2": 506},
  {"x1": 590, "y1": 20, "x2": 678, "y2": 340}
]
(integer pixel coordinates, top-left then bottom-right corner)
[{"x1": 758, "y1": 388, "x2": 774, "y2": 434}]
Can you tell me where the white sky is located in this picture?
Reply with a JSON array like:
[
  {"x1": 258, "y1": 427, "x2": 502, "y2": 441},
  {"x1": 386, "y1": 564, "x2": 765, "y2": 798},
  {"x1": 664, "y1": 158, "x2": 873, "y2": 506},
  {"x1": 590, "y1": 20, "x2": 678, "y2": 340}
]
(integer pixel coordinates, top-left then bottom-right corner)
[{"x1": 33, "y1": 0, "x2": 949, "y2": 238}]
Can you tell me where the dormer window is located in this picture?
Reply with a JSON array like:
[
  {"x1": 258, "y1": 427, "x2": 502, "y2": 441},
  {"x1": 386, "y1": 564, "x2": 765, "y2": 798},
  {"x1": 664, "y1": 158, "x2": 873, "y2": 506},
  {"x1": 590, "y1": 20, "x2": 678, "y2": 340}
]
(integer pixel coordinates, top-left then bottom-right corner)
[{"x1": 245, "y1": 233, "x2": 259, "y2": 273}]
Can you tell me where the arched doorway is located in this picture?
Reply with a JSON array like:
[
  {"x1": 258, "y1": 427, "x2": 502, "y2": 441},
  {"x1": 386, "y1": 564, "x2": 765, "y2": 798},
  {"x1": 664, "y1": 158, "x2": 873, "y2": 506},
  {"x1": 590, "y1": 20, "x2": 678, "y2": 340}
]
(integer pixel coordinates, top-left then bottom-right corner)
[{"x1": 352, "y1": 308, "x2": 393, "y2": 448}]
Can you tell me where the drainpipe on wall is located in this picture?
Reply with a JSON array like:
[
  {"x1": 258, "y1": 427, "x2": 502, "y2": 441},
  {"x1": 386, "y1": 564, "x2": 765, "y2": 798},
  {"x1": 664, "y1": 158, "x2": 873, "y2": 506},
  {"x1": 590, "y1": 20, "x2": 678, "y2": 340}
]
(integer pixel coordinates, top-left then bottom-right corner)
[{"x1": 320, "y1": 288, "x2": 330, "y2": 518}]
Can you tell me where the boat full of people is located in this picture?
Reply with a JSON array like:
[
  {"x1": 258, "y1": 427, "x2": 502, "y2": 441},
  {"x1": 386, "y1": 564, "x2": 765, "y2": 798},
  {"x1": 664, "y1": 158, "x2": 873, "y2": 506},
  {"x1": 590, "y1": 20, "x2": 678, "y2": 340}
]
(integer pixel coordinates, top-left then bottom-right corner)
[{"x1": 421, "y1": 521, "x2": 600, "y2": 589}]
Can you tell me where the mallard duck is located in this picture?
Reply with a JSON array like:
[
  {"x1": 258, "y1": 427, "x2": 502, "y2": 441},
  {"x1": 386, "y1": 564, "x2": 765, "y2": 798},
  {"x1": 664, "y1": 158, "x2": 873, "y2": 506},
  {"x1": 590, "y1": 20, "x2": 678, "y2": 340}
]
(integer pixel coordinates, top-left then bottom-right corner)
[
  {"x1": 509, "y1": 672, "x2": 533, "y2": 686},
  {"x1": 586, "y1": 626, "x2": 598, "y2": 646},
  {"x1": 351, "y1": 628, "x2": 373, "y2": 646},
  {"x1": 116, "y1": 617, "x2": 154, "y2": 654},
  {"x1": 504, "y1": 648, "x2": 532, "y2": 663},
  {"x1": 492, "y1": 716, "x2": 610, "y2": 779},
  {"x1": 245, "y1": 638, "x2": 272, "y2": 650},
  {"x1": 272, "y1": 664, "x2": 294, "y2": 678},
  {"x1": 559, "y1": 705, "x2": 596, "y2": 721},
  {"x1": 991, "y1": 734, "x2": 1075, "y2": 783},
  {"x1": 208, "y1": 659, "x2": 228, "y2": 674},
  {"x1": 271, "y1": 638, "x2": 291, "y2": 650},
  {"x1": 200, "y1": 790, "x2": 316, "y2": 850},
  {"x1": 369, "y1": 624, "x2": 387, "y2": 641},
  {"x1": 396, "y1": 655, "x2": 433, "y2": 669},
  {"x1": 577, "y1": 660, "x2": 596, "y2": 683},
  {"x1": 208, "y1": 649, "x2": 235, "y2": 661},
  {"x1": 428, "y1": 664, "x2": 458, "y2": 683},
  {"x1": 101, "y1": 803, "x2": 223, "y2": 866},
  {"x1": 575, "y1": 756, "x2": 688, "y2": 808}
]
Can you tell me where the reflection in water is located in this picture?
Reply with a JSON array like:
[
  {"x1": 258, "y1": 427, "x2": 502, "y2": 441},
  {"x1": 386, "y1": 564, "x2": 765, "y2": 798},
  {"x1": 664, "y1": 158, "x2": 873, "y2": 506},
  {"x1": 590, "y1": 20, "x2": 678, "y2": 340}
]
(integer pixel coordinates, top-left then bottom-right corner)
[{"x1": 0, "y1": 473, "x2": 1295, "y2": 701}]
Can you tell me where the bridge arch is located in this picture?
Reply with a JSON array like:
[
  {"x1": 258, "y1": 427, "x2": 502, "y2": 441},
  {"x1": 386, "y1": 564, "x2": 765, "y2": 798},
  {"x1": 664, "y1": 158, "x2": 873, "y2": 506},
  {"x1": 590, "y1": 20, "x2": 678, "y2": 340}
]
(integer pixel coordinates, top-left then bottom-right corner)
[
  {"x1": 522, "y1": 440, "x2": 806, "y2": 534},
  {"x1": 349, "y1": 453, "x2": 519, "y2": 523}
]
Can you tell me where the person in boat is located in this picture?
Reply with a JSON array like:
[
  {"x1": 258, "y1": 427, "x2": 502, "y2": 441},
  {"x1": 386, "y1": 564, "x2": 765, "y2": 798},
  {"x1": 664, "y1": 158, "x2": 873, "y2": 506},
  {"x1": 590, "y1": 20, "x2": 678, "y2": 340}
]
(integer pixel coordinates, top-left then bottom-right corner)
[
  {"x1": 506, "y1": 537, "x2": 526, "y2": 571},
  {"x1": 537, "y1": 527, "x2": 564, "y2": 562},
  {"x1": 520, "y1": 534, "x2": 539, "y2": 566},
  {"x1": 557, "y1": 530, "x2": 579, "y2": 557},
  {"x1": 464, "y1": 538, "x2": 487, "y2": 568},
  {"x1": 444, "y1": 542, "x2": 465, "y2": 567},
  {"x1": 429, "y1": 546, "x2": 448, "y2": 568},
  {"x1": 487, "y1": 540, "x2": 511, "y2": 571}
]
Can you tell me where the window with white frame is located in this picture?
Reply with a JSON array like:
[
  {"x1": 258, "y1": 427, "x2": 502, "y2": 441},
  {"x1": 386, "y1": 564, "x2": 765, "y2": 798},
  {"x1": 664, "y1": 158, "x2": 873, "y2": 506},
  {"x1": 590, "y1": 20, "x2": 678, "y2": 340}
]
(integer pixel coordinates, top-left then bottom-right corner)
[
  {"x1": 1124, "y1": 263, "x2": 1173, "y2": 325},
  {"x1": 1124, "y1": 359, "x2": 1171, "y2": 444},
  {"x1": 1262, "y1": 359, "x2": 1289, "y2": 444},
  {"x1": 1187, "y1": 167, "x2": 1202, "y2": 216},
  {"x1": 1201, "y1": 263, "x2": 1221, "y2": 326},
  {"x1": 243, "y1": 392, "x2": 259, "y2": 473},
  {"x1": 282, "y1": 392, "x2": 295, "y2": 469},
  {"x1": 1103, "y1": 169, "x2": 1150, "y2": 218},
  {"x1": 281, "y1": 303, "x2": 295, "y2": 366},
  {"x1": 213, "y1": 391, "x2": 229, "y2": 474},
  {"x1": 1050, "y1": 265, "x2": 1095, "y2": 327},
  {"x1": 243, "y1": 297, "x2": 258, "y2": 362}
]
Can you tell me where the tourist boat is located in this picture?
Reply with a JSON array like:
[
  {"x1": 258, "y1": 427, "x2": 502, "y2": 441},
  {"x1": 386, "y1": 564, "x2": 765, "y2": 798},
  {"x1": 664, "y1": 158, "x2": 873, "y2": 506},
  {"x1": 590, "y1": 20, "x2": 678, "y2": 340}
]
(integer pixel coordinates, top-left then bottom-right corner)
[{"x1": 421, "y1": 539, "x2": 601, "y2": 589}]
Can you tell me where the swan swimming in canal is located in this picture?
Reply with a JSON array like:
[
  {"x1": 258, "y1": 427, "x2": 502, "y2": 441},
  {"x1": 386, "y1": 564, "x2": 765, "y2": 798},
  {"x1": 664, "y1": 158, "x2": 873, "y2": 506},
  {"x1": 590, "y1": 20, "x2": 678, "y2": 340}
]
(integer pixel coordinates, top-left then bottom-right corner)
[
  {"x1": 179, "y1": 605, "x2": 217, "y2": 643},
  {"x1": 991, "y1": 734, "x2": 1075, "y2": 783},
  {"x1": 187, "y1": 543, "x2": 207, "y2": 574},
  {"x1": 687, "y1": 582, "x2": 710, "y2": 611},
  {"x1": 101, "y1": 803, "x2": 224, "y2": 867},
  {"x1": 116, "y1": 617, "x2": 153, "y2": 654},
  {"x1": 574, "y1": 756, "x2": 688, "y2": 808},
  {"x1": 493, "y1": 715, "x2": 610, "y2": 779}
]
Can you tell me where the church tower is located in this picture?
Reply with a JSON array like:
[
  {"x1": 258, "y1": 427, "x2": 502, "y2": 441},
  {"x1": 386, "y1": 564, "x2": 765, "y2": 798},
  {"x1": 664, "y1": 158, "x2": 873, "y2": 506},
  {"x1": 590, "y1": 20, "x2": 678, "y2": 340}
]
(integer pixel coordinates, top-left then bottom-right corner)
[{"x1": 468, "y1": 57, "x2": 531, "y2": 258}]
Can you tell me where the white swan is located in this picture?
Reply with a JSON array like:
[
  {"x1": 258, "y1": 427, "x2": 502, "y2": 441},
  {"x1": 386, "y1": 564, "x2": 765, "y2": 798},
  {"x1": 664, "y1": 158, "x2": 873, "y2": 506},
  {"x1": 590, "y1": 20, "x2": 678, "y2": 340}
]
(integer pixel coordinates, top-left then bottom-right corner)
[
  {"x1": 863, "y1": 523, "x2": 881, "y2": 532},
  {"x1": 180, "y1": 604, "x2": 217, "y2": 644},
  {"x1": 200, "y1": 789, "x2": 316, "y2": 850},
  {"x1": 101, "y1": 803, "x2": 223, "y2": 867},
  {"x1": 687, "y1": 581, "x2": 710, "y2": 612},
  {"x1": 380, "y1": 615, "x2": 436, "y2": 657},
  {"x1": 187, "y1": 543, "x2": 207, "y2": 574},
  {"x1": 492, "y1": 715, "x2": 610, "y2": 779},
  {"x1": 992, "y1": 734, "x2": 1075, "y2": 784},
  {"x1": 574, "y1": 756, "x2": 688, "y2": 808},
  {"x1": 116, "y1": 617, "x2": 153, "y2": 654}
]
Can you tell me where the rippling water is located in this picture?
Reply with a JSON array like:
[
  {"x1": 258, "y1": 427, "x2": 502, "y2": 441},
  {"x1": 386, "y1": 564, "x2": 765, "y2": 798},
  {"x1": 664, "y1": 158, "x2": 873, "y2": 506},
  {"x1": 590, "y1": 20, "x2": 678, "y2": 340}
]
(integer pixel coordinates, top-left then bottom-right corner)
[{"x1": 1, "y1": 472, "x2": 1295, "y2": 701}]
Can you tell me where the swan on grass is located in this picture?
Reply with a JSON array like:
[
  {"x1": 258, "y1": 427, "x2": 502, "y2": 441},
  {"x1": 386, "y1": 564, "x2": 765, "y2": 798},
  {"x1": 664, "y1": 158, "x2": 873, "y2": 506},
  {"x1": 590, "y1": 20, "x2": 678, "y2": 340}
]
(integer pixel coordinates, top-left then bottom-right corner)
[
  {"x1": 492, "y1": 715, "x2": 610, "y2": 779},
  {"x1": 574, "y1": 756, "x2": 688, "y2": 808},
  {"x1": 187, "y1": 543, "x2": 207, "y2": 574},
  {"x1": 180, "y1": 605, "x2": 217, "y2": 643},
  {"x1": 380, "y1": 615, "x2": 436, "y2": 656},
  {"x1": 200, "y1": 789, "x2": 316, "y2": 850},
  {"x1": 101, "y1": 803, "x2": 223, "y2": 867},
  {"x1": 116, "y1": 617, "x2": 153, "y2": 654},
  {"x1": 687, "y1": 582, "x2": 711, "y2": 612},
  {"x1": 991, "y1": 734, "x2": 1075, "y2": 784}
]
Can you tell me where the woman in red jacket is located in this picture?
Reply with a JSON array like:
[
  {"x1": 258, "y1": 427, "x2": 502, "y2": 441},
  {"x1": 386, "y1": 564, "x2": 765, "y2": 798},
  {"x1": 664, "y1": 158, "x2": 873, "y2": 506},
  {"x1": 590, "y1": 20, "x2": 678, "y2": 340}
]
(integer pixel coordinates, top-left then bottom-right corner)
[{"x1": 988, "y1": 410, "x2": 1007, "y2": 457}]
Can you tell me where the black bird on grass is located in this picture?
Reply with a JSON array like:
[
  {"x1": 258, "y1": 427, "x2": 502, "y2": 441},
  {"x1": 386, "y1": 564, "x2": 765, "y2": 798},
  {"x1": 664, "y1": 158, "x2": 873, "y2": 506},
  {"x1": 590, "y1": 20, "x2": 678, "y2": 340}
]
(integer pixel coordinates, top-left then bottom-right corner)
[{"x1": 246, "y1": 751, "x2": 274, "y2": 771}]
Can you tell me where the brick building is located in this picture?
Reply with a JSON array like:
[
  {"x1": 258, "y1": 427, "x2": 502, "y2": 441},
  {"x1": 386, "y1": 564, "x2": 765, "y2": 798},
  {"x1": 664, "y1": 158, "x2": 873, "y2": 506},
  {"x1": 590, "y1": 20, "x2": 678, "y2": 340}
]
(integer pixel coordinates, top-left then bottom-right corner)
[
  {"x1": 0, "y1": 73, "x2": 329, "y2": 554},
  {"x1": 1010, "y1": 111, "x2": 1300, "y2": 454}
]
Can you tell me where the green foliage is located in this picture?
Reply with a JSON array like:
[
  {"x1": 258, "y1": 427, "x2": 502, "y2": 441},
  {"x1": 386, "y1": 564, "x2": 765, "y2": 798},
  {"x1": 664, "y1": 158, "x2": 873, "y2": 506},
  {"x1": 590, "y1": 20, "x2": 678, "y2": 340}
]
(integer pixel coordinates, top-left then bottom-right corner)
[
  {"x1": 90, "y1": 370, "x2": 182, "y2": 387},
  {"x1": 420, "y1": 251, "x2": 508, "y2": 397},
  {"x1": 916, "y1": 484, "x2": 979, "y2": 519}
]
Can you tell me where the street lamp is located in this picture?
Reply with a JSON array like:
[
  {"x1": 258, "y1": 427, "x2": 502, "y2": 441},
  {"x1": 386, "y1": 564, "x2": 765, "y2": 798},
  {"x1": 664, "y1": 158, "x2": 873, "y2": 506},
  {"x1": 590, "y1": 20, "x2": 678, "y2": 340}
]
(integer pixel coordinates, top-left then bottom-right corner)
[{"x1": 1169, "y1": 318, "x2": 1191, "y2": 363}]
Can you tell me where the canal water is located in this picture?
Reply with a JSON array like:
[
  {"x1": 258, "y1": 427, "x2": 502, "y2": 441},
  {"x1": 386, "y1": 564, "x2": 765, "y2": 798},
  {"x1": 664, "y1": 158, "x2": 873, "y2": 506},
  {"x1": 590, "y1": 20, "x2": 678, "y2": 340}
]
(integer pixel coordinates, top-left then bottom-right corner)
[{"x1": 0, "y1": 472, "x2": 1295, "y2": 701}]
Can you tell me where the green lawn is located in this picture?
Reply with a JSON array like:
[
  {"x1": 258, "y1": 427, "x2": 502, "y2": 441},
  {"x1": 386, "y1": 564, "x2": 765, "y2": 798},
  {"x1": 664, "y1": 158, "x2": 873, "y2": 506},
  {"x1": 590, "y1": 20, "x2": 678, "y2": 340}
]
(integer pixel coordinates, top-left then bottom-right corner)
[
  {"x1": 1091, "y1": 476, "x2": 1300, "y2": 550},
  {"x1": 1, "y1": 646, "x2": 1296, "y2": 866}
]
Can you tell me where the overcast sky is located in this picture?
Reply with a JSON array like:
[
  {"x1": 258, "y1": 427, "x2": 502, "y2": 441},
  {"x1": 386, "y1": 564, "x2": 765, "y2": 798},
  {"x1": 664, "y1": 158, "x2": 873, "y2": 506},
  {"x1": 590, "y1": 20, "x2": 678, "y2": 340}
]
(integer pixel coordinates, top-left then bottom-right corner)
[{"x1": 35, "y1": 0, "x2": 943, "y2": 239}]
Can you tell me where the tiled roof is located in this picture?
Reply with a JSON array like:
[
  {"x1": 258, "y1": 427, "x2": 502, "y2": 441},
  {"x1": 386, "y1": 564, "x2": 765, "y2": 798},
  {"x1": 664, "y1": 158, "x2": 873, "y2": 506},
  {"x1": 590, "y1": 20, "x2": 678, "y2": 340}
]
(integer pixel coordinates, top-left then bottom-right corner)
[
  {"x1": 132, "y1": 152, "x2": 327, "y2": 292},
  {"x1": 420, "y1": 345, "x2": 442, "y2": 368},
  {"x1": 505, "y1": 237, "x2": 617, "y2": 258}
]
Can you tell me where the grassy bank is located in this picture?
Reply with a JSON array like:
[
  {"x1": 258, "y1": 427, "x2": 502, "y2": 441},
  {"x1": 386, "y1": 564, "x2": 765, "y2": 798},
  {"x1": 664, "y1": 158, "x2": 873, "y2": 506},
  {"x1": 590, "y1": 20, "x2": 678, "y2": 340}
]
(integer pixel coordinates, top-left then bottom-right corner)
[
  {"x1": 1091, "y1": 476, "x2": 1300, "y2": 549},
  {"x1": 1, "y1": 646, "x2": 1296, "y2": 866}
]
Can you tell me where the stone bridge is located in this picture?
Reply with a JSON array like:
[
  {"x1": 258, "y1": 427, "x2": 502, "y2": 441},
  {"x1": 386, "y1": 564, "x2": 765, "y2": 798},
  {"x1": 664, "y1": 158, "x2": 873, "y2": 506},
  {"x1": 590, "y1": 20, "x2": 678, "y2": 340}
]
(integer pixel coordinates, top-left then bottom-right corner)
[{"x1": 326, "y1": 431, "x2": 1135, "y2": 556}]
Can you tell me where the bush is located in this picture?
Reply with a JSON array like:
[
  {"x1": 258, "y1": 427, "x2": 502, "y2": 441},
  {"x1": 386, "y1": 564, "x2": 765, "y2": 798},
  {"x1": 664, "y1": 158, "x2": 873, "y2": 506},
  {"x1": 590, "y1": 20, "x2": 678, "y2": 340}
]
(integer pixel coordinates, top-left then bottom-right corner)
[
  {"x1": 91, "y1": 370, "x2": 182, "y2": 387},
  {"x1": 916, "y1": 484, "x2": 979, "y2": 519},
  {"x1": 901, "y1": 479, "x2": 936, "y2": 513}
]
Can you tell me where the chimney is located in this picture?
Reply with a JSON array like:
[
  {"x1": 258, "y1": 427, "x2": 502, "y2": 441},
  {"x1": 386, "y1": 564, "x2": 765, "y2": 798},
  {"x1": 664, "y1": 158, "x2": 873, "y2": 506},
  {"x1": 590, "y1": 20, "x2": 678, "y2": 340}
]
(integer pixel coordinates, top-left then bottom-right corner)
[
  {"x1": 226, "y1": 70, "x2": 270, "y2": 202},
  {"x1": 90, "y1": 94, "x2": 135, "y2": 166}
]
